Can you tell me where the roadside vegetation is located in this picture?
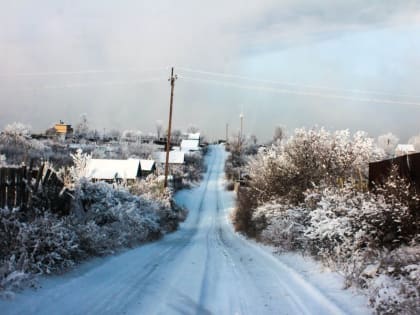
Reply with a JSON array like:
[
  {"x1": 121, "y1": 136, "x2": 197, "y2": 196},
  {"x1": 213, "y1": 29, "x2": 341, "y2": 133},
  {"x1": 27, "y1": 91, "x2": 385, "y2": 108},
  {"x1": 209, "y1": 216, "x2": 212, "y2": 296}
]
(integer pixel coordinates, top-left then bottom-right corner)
[
  {"x1": 231, "y1": 127, "x2": 420, "y2": 315},
  {"x1": 0, "y1": 120, "x2": 206, "y2": 298}
]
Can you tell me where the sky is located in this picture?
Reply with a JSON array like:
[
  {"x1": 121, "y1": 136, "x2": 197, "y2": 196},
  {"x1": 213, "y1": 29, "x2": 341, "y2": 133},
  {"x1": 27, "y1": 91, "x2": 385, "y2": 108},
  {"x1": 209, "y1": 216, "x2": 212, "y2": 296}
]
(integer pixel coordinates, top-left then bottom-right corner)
[{"x1": 1, "y1": 0, "x2": 420, "y2": 142}]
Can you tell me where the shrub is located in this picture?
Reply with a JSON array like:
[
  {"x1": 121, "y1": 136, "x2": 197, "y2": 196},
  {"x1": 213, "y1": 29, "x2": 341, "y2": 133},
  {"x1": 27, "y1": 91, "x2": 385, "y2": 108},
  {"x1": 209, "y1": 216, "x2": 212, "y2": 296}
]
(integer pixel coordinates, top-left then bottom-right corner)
[{"x1": 232, "y1": 187, "x2": 259, "y2": 236}]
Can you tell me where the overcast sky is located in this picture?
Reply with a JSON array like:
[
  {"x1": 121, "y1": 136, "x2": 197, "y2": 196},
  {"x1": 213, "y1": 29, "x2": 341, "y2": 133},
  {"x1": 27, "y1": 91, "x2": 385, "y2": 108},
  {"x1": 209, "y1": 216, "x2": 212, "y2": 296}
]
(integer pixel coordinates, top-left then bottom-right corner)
[{"x1": 1, "y1": 1, "x2": 420, "y2": 141}]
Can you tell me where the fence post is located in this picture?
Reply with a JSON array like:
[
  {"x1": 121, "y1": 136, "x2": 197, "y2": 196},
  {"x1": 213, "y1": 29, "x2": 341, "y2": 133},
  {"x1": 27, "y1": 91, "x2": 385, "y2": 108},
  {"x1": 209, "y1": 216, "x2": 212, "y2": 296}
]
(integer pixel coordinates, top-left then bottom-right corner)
[
  {"x1": 6, "y1": 168, "x2": 16, "y2": 209},
  {"x1": 0, "y1": 168, "x2": 6, "y2": 208}
]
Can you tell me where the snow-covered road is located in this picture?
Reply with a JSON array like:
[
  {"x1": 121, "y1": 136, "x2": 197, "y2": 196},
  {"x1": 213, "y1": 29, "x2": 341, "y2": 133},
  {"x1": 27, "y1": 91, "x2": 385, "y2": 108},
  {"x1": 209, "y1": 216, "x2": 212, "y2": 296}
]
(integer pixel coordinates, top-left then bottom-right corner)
[{"x1": 2, "y1": 145, "x2": 370, "y2": 315}]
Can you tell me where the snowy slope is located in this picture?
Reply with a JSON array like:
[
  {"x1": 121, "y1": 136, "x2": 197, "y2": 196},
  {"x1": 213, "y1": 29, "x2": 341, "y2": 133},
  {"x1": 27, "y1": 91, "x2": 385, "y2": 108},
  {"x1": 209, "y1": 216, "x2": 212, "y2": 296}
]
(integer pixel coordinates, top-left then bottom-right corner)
[{"x1": 1, "y1": 145, "x2": 370, "y2": 315}]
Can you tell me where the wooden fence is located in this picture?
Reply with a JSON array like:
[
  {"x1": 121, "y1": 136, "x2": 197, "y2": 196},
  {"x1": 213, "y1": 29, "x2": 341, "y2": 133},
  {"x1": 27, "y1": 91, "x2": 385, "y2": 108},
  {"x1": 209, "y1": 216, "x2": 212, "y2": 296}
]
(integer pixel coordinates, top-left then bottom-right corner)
[
  {"x1": 0, "y1": 164, "x2": 73, "y2": 215},
  {"x1": 369, "y1": 152, "x2": 420, "y2": 191}
]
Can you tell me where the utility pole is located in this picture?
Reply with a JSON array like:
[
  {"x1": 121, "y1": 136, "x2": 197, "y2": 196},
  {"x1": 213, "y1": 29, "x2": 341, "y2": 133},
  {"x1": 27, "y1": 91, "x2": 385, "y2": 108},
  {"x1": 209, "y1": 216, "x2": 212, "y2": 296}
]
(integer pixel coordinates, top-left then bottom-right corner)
[
  {"x1": 239, "y1": 113, "x2": 244, "y2": 150},
  {"x1": 164, "y1": 67, "x2": 177, "y2": 188},
  {"x1": 225, "y1": 123, "x2": 229, "y2": 143},
  {"x1": 240, "y1": 114, "x2": 243, "y2": 138}
]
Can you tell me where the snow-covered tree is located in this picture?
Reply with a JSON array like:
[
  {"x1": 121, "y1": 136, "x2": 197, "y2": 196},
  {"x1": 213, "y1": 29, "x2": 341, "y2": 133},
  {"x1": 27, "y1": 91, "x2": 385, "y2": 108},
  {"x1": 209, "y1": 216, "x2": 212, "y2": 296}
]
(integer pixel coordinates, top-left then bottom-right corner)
[
  {"x1": 1, "y1": 122, "x2": 31, "y2": 145},
  {"x1": 155, "y1": 120, "x2": 163, "y2": 140},
  {"x1": 377, "y1": 132, "x2": 399, "y2": 157},
  {"x1": 75, "y1": 114, "x2": 90, "y2": 139},
  {"x1": 0, "y1": 122, "x2": 51, "y2": 164},
  {"x1": 121, "y1": 129, "x2": 142, "y2": 143},
  {"x1": 273, "y1": 125, "x2": 285, "y2": 144},
  {"x1": 67, "y1": 149, "x2": 91, "y2": 188},
  {"x1": 408, "y1": 134, "x2": 420, "y2": 151}
]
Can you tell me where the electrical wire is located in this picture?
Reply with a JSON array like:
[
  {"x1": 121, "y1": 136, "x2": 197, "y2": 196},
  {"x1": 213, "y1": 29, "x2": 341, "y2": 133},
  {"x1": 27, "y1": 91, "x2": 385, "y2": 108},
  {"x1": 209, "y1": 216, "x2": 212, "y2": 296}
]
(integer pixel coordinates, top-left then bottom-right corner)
[
  {"x1": 16, "y1": 77, "x2": 167, "y2": 91},
  {"x1": 179, "y1": 75, "x2": 420, "y2": 108},
  {"x1": 0, "y1": 67, "x2": 169, "y2": 78},
  {"x1": 177, "y1": 66, "x2": 420, "y2": 100}
]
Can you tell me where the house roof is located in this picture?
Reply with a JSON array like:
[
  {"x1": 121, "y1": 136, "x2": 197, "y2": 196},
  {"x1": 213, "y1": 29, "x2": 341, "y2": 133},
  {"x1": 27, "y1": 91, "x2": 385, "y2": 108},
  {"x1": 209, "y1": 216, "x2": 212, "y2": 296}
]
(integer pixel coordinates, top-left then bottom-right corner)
[
  {"x1": 188, "y1": 133, "x2": 200, "y2": 140},
  {"x1": 153, "y1": 151, "x2": 185, "y2": 164},
  {"x1": 139, "y1": 159, "x2": 156, "y2": 171},
  {"x1": 87, "y1": 159, "x2": 141, "y2": 180},
  {"x1": 396, "y1": 144, "x2": 416, "y2": 153},
  {"x1": 180, "y1": 139, "x2": 200, "y2": 151}
]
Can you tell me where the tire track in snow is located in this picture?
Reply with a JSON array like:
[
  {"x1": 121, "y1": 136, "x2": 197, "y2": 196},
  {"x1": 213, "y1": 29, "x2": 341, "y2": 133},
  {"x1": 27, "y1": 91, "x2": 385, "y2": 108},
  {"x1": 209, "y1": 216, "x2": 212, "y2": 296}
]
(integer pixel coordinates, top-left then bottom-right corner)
[
  {"x1": 196, "y1": 150, "x2": 222, "y2": 312},
  {"x1": 215, "y1": 167, "x2": 349, "y2": 314},
  {"x1": 1, "y1": 146, "x2": 369, "y2": 315},
  {"x1": 93, "y1": 150, "x2": 220, "y2": 314}
]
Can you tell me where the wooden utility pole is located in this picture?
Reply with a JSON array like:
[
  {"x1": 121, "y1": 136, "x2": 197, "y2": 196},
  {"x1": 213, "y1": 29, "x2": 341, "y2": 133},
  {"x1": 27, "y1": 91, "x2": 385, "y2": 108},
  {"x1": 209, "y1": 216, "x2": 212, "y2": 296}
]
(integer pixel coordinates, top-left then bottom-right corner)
[{"x1": 164, "y1": 67, "x2": 177, "y2": 188}]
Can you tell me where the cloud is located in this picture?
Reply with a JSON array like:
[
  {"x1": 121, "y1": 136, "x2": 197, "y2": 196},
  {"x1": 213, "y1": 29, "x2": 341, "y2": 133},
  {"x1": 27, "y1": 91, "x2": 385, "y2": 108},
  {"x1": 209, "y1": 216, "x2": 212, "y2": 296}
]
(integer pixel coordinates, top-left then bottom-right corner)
[{"x1": 0, "y1": 1, "x2": 419, "y2": 140}]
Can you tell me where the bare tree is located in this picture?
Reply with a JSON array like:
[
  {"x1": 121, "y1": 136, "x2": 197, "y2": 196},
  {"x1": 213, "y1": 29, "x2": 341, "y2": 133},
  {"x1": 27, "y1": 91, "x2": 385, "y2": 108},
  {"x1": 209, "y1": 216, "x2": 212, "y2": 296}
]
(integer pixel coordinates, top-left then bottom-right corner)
[
  {"x1": 156, "y1": 120, "x2": 163, "y2": 140},
  {"x1": 187, "y1": 124, "x2": 199, "y2": 134},
  {"x1": 273, "y1": 126, "x2": 285, "y2": 144},
  {"x1": 107, "y1": 129, "x2": 121, "y2": 141},
  {"x1": 121, "y1": 130, "x2": 142, "y2": 143},
  {"x1": 171, "y1": 129, "x2": 182, "y2": 145},
  {"x1": 377, "y1": 132, "x2": 399, "y2": 157},
  {"x1": 250, "y1": 134, "x2": 258, "y2": 145},
  {"x1": 75, "y1": 114, "x2": 90, "y2": 139}
]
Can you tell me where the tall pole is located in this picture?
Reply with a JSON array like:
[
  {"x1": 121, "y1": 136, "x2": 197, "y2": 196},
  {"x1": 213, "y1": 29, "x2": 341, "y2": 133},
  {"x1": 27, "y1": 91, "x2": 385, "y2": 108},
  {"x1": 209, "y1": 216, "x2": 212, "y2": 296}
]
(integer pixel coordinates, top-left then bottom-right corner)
[
  {"x1": 240, "y1": 114, "x2": 243, "y2": 139},
  {"x1": 226, "y1": 123, "x2": 229, "y2": 143},
  {"x1": 239, "y1": 113, "x2": 244, "y2": 150},
  {"x1": 164, "y1": 67, "x2": 177, "y2": 188}
]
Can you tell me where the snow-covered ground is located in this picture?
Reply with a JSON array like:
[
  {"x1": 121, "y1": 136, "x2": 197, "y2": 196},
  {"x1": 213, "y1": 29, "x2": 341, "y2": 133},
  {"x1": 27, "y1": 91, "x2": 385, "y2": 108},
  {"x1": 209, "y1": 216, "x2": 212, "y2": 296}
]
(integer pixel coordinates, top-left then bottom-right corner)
[{"x1": 1, "y1": 145, "x2": 371, "y2": 315}]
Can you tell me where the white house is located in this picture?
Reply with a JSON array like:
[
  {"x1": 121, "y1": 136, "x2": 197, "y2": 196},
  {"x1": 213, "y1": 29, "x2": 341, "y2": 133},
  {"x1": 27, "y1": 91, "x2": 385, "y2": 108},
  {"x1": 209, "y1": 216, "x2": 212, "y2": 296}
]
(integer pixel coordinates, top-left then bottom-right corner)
[
  {"x1": 87, "y1": 159, "x2": 141, "y2": 182},
  {"x1": 153, "y1": 151, "x2": 185, "y2": 164},
  {"x1": 139, "y1": 159, "x2": 156, "y2": 176},
  {"x1": 180, "y1": 139, "x2": 200, "y2": 152},
  {"x1": 187, "y1": 133, "x2": 200, "y2": 141},
  {"x1": 395, "y1": 144, "x2": 416, "y2": 157}
]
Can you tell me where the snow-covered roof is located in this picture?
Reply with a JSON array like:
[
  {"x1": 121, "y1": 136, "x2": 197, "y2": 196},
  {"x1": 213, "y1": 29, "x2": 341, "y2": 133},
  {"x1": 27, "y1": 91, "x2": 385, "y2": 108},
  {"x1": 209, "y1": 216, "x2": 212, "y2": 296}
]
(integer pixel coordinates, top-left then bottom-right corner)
[
  {"x1": 87, "y1": 159, "x2": 141, "y2": 180},
  {"x1": 188, "y1": 133, "x2": 200, "y2": 140},
  {"x1": 395, "y1": 144, "x2": 416, "y2": 155},
  {"x1": 180, "y1": 139, "x2": 200, "y2": 152},
  {"x1": 139, "y1": 159, "x2": 155, "y2": 171},
  {"x1": 153, "y1": 151, "x2": 185, "y2": 164}
]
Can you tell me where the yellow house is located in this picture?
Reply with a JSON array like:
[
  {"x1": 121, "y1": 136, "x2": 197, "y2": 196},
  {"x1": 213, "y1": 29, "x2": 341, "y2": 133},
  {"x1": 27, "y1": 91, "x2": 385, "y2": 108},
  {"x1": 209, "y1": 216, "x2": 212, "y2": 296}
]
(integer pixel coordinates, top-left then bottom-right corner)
[{"x1": 54, "y1": 121, "x2": 73, "y2": 138}]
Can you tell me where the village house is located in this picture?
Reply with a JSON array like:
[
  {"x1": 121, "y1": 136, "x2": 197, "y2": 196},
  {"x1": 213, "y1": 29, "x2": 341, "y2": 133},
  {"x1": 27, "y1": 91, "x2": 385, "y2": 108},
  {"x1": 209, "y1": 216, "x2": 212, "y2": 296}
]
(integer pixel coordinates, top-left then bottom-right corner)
[
  {"x1": 153, "y1": 151, "x2": 185, "y2": 165},
  {"x1": 54, "y1": 121, "x2": 73, "y2": 140},
  {"x1": 180, "y1": 139, "x2": 200, "y2": 152},
  {"x1": 139, "y1": 159, "x2": 156, "y2": 177},
  {"x1": 395, "y1": 144, "x2": 416, "y2": 157},
  {"x1": 87, "y1": 158, "x2": 156, "y2": 183},
  {"x1": 187, "y1": 132, "x2": 200, "y2": 141}
]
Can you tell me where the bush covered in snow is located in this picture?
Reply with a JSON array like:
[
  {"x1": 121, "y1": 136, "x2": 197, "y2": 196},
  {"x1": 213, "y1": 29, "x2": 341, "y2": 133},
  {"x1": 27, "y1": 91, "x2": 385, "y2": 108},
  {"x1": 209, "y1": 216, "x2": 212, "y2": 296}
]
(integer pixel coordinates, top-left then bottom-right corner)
[
  {"x1": 248, "y1": 174, "x2": 419, "y2": 314},
  {"x1": 0, "y1": 208, "x2": 80, "y2": 297},
  {"x1": 72, "y1": 179, "x2": 178, "y2": 253},
  {"x1": 233, "y1": 127, "x2": 381, "y2": 234},
  {"x1": 0, "y1": 122, "x2": 52, "y2": 165},
  {"x1": 252, "y1": 201, "x2": 308, "y2": 251},
  {"x1": 0, "y1": 150, "x2": 187, "y2": 297},
  {"x1": 247, "y1": 127, "x2": 380, "y2": 204},
  {"x1": 183, "y1": 151, "x2": 207, "y2": 184},
  {"x1": 233, "y1": 127, "x2": 419, "y2": 314}
]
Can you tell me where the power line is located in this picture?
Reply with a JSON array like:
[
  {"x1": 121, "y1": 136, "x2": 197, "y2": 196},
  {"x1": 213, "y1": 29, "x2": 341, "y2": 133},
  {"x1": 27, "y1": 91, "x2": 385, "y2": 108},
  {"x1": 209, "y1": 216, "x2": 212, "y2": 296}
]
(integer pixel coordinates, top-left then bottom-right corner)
[
  {"x1": 0, "y1": 67, "x2": 169, "y2": 78},
  {"x1": 5, "y1": 77, "x2": 167, "y2": 91},
  {"x1": 177, "y1": 66, "x2": 420, "y2": 100},
  {"x1": 179, "y1": 75, "x2": 420, "y2": 108}
]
